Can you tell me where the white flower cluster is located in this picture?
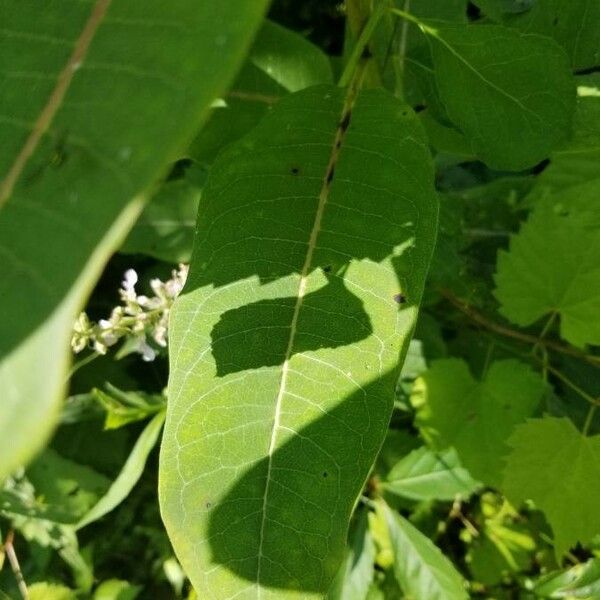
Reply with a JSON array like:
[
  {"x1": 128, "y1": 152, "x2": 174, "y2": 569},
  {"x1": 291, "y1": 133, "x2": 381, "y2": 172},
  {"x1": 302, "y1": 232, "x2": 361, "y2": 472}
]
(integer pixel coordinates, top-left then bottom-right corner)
[{"x1": 71, "y1": 264, "x2": 188, "y2": 361}]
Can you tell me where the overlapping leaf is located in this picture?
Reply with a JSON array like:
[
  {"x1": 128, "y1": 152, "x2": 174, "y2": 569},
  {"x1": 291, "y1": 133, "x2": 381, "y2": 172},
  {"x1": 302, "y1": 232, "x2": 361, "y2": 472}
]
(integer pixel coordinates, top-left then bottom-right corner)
[
  {"x1": 379, "y1": 501, "x2": 468, "y2": 600},
  {"x1": 0, "y1": 0, "x2": 268, "y2": 480},
  {"x1": 383, "y1": 446, "x2": 480, "y2": 502},
  {"x1": 426, "y1": 23, "x2": 575, "y2": 170},
  {"x1": 412, "y1": 359, "x2": 546, "y2": 486},
  {"x1": 495, "y1": 179, "x2": 600, "y2": 347},
  {"x1": 503, "y1": 418, "x2": 600, "y2": 558},
  {"x1": 506, "y1": 0, "x2": 600, "y2": 71},
  {"x1": 160, "y1": 85, "x2": 438, "y2": 598}
]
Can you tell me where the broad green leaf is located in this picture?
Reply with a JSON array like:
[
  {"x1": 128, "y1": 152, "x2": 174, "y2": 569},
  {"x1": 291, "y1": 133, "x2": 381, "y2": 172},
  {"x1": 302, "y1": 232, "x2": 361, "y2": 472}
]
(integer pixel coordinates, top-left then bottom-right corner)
[
  {"x1": 494, "y1": 179, "x2": 600, "y2": 347},
  {"x1": 0, "y1": 0, "x2": 269, "y2": 481},
  {"x1": 426, "y1": 23, "x2": 575, "y2": 170},
  {"x1": 189, "y1": 19, "x2": 333, "y2": 165},
  {"x1": 379, "y1": 501, "x2": 468, "y2": 600},
  {"x1": 503, "y1": 418, "x2": 600, "y2": 558},
  {"x1": 327, "y1": 509, "x2": 375, "y2": 600},
  {"x1": 160, "y1": 85, "x2": 438, "y2": 598},
  {"x1": 412, "y1": 359, "x2": 545, "y2": 486},
  {"x1": 120, "y1": 165, "x2": 206, "y2": 263},
  {"x1": 535, "y1": 558, "x2": 600, "y2": 599},
  {"x1": 383, "y1": 446, "x2": 480, "y2": 501},
  {"x1": 29, "y1": 583, "x2": 77, "y2": 600},
  {"x1": 506, "y1": 0, "x2": 600, "y2": 71},
  {"x1": 76, "y1": 410, "x2": 165, "y2": 530}
]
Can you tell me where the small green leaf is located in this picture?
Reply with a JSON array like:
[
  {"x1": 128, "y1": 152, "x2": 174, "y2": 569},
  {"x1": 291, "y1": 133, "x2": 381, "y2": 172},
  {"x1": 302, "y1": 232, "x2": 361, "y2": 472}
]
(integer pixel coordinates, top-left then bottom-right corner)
[
  {"x1": 189, "y1": 19, "x2": 333, "y2": 165},
  {"x1": 533, "y1": 75, "x2": 600, "y2": 195},
  {"x1": 160, "y1": 85, "x2": 438, "y2": 597},
  {"x1": 412, "y1": 359, "x2": 546, "y2": 486},
  {"x1": 427, "y1": 23, "x2": 575, "y2": 170},
  {"x1": 494, "y1": 179, "x2": 600, "y2": 347},
  {"x1": 76, "y1": 410, "x2": 165, "y2": 530},
  {"x1": 1, "y1": 448, "x2": 110, "y2": 523},
  {"x1": 93, "y1": 579, "x2": 142, "y2": 600},
  {"x1": 379, "y1": 501, "x2": 469, "y2": 600},
  {"x1": 120, "y1": 165, "x2": 206, "y2": 263},
  {"x1": 383, "y1": 446, "x2": 480, "y2": 502},
  {"x1": 327, "y1": 508, "x2": 375, "y2": 600},
  {"x1": 534, "y1": 557, "x2": 600, "y2": 599},
  {"x1": 503, "y1": 417, "x2": 600, "y2": 558},
  {"x1": 29, "y1": 583, "x2": 77, "y2": 600}
]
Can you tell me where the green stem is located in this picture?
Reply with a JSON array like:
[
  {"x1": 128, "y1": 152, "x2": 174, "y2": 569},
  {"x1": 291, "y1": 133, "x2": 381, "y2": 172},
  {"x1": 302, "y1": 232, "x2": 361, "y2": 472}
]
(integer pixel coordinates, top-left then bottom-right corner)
[
  {"x1": 67, "y1": 351, "x2": 101, "y2": 379},
  {"x1": 395, "y1": 0, "x2": 411, "y2": 96},
  {"x1": 583, "y1": 405, "x2": 598, "y2": 436},
  {"x1": 389, "y1": 7, "x2": 428, "y2": 30},
  {"x1": 338, "y1": 2, "x2": 387, "y2": 88}
]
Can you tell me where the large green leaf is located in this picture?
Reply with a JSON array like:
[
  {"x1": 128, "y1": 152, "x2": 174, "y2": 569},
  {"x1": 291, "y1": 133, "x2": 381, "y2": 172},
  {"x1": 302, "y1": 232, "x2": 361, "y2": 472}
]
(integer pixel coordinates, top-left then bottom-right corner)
[
  {"x1": 379, "y1": 501, "x2": 468, "y2": 600},
  {"x1": 160, "y1": 85, "x2": 438, "y2": 597},
  {"x1": 426, "y1": 23, "x2": 575, "y2": 170},
  {"x1": 494, "y1": 179, "x2": 600, "y2": 347},
  {"x1": 503, "y1": 418, "x2": 600, "y2": 558},
  {"x1": 412, "y1": 359, "x2": 546, "y2": 486},
  {"x1": 0, "y1": 0, "x2": 269, "y2": 480}
]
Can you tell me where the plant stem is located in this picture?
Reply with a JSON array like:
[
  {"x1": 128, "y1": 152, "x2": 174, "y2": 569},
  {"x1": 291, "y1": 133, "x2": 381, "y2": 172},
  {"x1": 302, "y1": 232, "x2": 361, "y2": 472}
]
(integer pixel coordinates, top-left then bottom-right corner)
[
  {"x1": 441, "y1": 289, "x2": 600, "y2": 367},
  {"x1": 67, "y1": 350, "x2": 101, "y2": 379},
  {"x1": 394, "y1": 0, "x2": 411, "y2": 95},
  {"x1": 338, "y1": 2, "x2": 387, "y2": 87},
  {"x1": 3, "y1": 531, "x2": 28, "y2": 599},
  {"x1": 583, "y1": 405, "x2": 598, "y2": 436}
]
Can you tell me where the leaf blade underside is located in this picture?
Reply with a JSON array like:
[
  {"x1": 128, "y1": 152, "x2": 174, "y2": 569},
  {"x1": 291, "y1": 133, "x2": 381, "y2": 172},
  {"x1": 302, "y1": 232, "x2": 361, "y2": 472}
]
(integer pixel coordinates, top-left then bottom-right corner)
[{"x1": 160, "y1": 85, "x2": 439, "y2": 599}]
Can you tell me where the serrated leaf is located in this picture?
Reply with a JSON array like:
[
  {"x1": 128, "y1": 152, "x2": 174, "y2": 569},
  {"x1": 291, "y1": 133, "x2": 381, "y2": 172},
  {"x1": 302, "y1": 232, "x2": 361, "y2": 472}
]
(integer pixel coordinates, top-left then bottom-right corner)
[
  {"x1": 494, "y1": 179, "x2": 600, "y2": 347},
  {"x1": 426, "y1": 23, "x2": 575, "y2": 170},
  {"x1": 159, "y1": 85, "x2": 438, "y2": 597},
  {"x1": 412, "y1": 359, "x2": 545, "y2": 486},
  {"x1": 0, "y1": 0, "x2": 269, "y2": 481},
  {"x1": 503, "y1": 417, "x2": 600, "y2": 558},
  {"x1": 383, "y1": 446, "x2": 481, "y2": 502},
  {"x1": 379, "y1": 501, "x2": 469, "y2": 600}
]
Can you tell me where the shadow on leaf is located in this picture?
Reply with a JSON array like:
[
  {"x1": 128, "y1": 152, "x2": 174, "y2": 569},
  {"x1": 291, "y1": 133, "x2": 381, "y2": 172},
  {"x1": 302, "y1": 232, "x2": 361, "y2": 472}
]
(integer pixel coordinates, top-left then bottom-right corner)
[
  {"x1": 210, "y1": 274, "x2": 373, "y2": 376},
  {"x1": 205, "y1": 370, "x2": 397, "y2": 593}
]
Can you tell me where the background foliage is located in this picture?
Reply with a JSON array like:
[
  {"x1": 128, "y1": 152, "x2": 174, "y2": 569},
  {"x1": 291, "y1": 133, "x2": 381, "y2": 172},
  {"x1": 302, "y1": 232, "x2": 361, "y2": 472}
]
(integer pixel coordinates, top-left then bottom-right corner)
[{"x1": 1, "y1": 0, "x2": 599, "y2": 598}]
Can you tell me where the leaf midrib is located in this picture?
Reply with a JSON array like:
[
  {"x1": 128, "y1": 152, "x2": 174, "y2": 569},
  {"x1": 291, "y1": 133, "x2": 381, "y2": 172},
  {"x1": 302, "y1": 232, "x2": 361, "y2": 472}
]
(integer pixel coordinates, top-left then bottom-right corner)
[
  {"x1": 0, "y1": 0, "x2": 112, "y2": 208},
  {"x1": 255, "y1": 86, "x2": 358, "y2": 592}
]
